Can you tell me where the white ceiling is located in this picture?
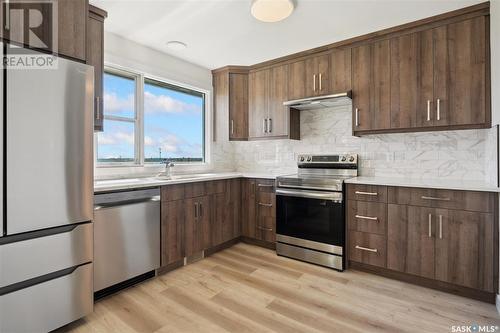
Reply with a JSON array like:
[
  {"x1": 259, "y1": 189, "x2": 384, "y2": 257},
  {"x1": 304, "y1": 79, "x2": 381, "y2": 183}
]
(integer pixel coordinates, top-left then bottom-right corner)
[{"x1": 91, "y1": 0, "x2": 485, "y2": 70}]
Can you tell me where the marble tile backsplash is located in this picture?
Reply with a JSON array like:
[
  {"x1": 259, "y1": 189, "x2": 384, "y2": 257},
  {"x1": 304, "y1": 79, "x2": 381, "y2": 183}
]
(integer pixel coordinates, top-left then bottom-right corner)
[{"x1": 212, "y1": 105, "x2": 498, "y2": 184}]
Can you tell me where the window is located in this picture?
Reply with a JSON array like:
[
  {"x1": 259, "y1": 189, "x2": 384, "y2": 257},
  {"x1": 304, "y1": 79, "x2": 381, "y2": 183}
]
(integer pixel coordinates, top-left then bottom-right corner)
[
  {"x1": 96, "y1": 67, "x2": 206, "y2": 166},
  {"x1": 144, "y1": 79, "x2": 205, "y2": 163},
  {"x1": 97, "y1": 69, "x2": 138, "y2": 164}
]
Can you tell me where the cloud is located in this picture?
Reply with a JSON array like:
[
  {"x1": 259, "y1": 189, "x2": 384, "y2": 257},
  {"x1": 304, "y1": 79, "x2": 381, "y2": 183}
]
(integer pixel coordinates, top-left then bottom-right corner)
[
  {"x1": 144, "y1": 91, "x2": 200, "y2": 114},
  {"x1": 144, "y1": 130, "x2": 202, "y2": 158},
  {"x1": 98, "y1": 131, "x2": 134, "y2": 145},
  {"x1": 103, "y1": 92, "x2": 135, "y2": 114}
]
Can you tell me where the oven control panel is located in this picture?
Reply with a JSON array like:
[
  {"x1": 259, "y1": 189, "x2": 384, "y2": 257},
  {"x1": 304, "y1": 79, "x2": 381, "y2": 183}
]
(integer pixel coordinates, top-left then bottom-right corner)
[{"x1": 297, "y1": 154, "x2": 358, "y2": 166}]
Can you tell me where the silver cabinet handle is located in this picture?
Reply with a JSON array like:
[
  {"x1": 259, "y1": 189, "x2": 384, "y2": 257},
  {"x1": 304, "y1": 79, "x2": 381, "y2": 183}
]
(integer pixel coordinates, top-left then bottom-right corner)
[
  {"x1": 96, "y1": 97, "x2": 101, "y2": 120},
  {"x1": 421, "y1": 196, "x2": 451, "y2": 201},
  {"x1": 5, "y1": 1, "x2": 10, "y2": 30},
  {"x1": 199, "y1": 202, "x2": 203, "y2": 218},
  {"x1": 194, "y1": 202, "x2": 198, "y2": 219},
  {"x1": 436, "y1": 99, "x2": 441, "y2": 121},
  {"x1": 258, "y1": 184, "x2": 274, "y2": 188},
  {"x1": 355, "y1": 191, "x2": 378, "y2": 196},
  {"x1": 439, "y1": 215, "x2": 443, "y2": 239},
  {"x1": 428, "y1": 213, "x2": 432, "y2": 238},
  {"x1": 313, "y1": 74, "x2": 317, "y2": 92},
  {"x1": 230, "y1": 119, "x2": 234, "y2": 135},
  {"x1": 268, "y1": 118, "x2": 272, "y2": 133},
  {"x1": 319, "y1": 73, "x2": 323, "y2": 91},
  {"x1": 427, "y1": 100, "x2": 431, "y2": 121},
  {"x1": 355, "y1": 215, "x2": 378, "y2": 221},
  {"x1": 257, "y1": 226, "x2": 273, "y2": 232},
  {"x1": 258, "y1": 202, "x2": 273, "y2": 207},
  {"x1": 355, "y1": 108, "x2": 359, "y2": 127},
  {"x1": 355, "y1": 245, "x2": 378, "y2": 253}
]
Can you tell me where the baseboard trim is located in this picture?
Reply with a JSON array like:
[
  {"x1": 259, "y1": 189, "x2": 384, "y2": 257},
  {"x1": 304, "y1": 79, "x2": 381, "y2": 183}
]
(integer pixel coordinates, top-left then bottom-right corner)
[
  {"x1": 350, "y1": 261, "x2": 496, "y2": 304},
  {"x1": 204, "y1": 238, "x2": 241, "y2": 257},
  {"x1": 240, "y1": 236, "x2": 276, "y2": 250}
]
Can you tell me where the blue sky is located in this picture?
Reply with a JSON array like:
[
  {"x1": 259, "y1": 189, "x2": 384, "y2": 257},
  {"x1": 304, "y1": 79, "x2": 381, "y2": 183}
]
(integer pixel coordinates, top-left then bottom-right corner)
[{"x1": 97, "y1": 72, "x2": 204, "y2": 161}]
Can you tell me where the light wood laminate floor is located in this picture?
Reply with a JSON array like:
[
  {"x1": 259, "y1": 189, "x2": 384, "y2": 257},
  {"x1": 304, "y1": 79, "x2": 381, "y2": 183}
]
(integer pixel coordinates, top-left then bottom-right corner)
[{"x1": 58, "y1": 243, "x2": 500, "y2": 333}]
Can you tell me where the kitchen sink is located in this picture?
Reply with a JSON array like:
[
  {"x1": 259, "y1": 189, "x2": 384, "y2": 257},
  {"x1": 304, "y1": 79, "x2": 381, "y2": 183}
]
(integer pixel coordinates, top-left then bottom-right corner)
[{"x1": 155, "y1": 173, "x2": 218, "y2": 181}]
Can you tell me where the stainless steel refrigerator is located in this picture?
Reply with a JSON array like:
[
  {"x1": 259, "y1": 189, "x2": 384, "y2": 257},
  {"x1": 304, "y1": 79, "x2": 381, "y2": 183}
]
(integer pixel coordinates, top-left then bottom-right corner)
[{"x1": 0, "y1": 44, "x2": 94, "y2": 332}]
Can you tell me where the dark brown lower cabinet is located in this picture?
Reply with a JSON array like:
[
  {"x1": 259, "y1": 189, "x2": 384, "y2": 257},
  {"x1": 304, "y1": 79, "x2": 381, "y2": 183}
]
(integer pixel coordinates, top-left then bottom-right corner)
[
  {"x1": 184, "y1": 195, "x2": 211, "y2": 257},
  {"x1": 387, "y1": 203, "x2": 495, "y2": 292},
  {"x1": 161, "y1": 200, "x2": 184, "y2": 266},
  {"x1": 241, "y1": 178, "x2": 276, "y2": 244},
  {"x1": 435, "y1": 209, "x2": 494, "y2": 292},
  {"x1": 161, "y1": 179, "x2": 242, "y2": 267},
  {"x1": 241, "y1": 179, "x2": 256, "y2": 238}
]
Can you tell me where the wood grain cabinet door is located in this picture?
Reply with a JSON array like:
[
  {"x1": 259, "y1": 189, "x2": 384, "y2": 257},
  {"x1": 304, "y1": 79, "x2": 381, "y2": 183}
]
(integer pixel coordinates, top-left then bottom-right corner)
[
  {"x1": 184, "y1": 196, "x2": 211, "y2": 257},
  {"x1": 390, "y1": 31, "x2": 434, "y2": 129},
  {"x1": 352, "y1": 40, "x2": 391, "y2": 133},
  {"x1": 2, "y1": 0, "x2": 87, "y2": 61},
  {"x1": 387, "y1": 204, "x2": 436, "y2": 279},
  {"x1": 241, "y1": 179, "x2": 256, "y2": 238},
  {"x1": 248, "y1": 69, "x2": 270, "y2": 138},
  {"x1": 434, "y1": 209, "x2": 494, "y2": 292},
  {"x1": 87, "y1": 6, "x2": 106, "y2": 132},
  {"x1": 287, "y1": 60, "x2": 306, "y2": 100},
  {"x1": 305, "y1": 54, "x2": 330, "y2": 96},
  {"x1": 161, "y1": 200, "x2": 185, "y2": 266},
  {"x1": 329, "y1": 48, "x2": 351, "y2": 94},
  {"x1": 229, "y1": 73, "x2": 249, "y2": 140},
  {"x1": 433, "y1": 16, "x2": 488, "y2": 127},
  {"x1": 268, "y1": 64, "x2": 289, "y2": 137}
]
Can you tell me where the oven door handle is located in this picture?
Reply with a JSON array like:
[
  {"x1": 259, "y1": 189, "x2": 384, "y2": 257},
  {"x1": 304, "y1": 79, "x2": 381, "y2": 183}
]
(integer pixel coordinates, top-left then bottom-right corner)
[{"x1": 276, "y1": 189, "x2": 343, "y2": 202}]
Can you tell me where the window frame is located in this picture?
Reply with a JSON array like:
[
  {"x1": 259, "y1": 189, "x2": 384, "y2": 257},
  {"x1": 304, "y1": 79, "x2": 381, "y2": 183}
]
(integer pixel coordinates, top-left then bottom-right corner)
[{"x1": 96, "y1": 65, "x2": 209, "y2": 168}]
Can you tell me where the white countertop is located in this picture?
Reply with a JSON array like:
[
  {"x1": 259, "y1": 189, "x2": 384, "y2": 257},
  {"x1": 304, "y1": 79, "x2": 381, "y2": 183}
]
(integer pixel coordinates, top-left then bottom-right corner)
[
  {"x1": 345, "y1": 176, "x2": 500, "y2": 193},
  {"x1": 94, "y1": 172, "x2": 279, "y2": 193}
]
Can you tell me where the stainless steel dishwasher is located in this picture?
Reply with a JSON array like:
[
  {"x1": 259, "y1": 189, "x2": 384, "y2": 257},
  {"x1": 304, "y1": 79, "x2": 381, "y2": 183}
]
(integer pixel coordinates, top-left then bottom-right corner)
[{"x1": 94, "y1": 188, "x2": 161, "y2": 295}]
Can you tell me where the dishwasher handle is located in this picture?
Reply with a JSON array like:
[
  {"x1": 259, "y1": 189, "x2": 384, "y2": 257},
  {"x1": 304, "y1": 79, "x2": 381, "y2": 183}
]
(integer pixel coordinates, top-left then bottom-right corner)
[{"x1": 94, "y1": 188, "x2": 160, "y2": 209}]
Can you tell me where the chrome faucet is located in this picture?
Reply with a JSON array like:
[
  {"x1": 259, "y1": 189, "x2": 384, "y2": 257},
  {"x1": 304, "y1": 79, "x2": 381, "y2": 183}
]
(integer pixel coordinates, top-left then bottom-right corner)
[
  {"x1": 164, "y1": 161, "x2": 174, "y2": 178},
  {"x1": 157, "y1": 160, "x2": 175, "y2": 179}
]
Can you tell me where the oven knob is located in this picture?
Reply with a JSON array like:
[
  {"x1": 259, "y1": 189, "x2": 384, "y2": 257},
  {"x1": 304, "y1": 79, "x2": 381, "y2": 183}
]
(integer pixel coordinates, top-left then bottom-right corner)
[
  {"x1": 307, "y1": 156, "x2": 312, "y2": 162},
  {"x1": 300, "y1": 156, "x2": 305, "y2": 162},
  {"x1": 349, "y1": 156, "x2": 355, "y2": 162},
  {"x1": 341, "y1": 156, "x2": 347, "y2": 162}
]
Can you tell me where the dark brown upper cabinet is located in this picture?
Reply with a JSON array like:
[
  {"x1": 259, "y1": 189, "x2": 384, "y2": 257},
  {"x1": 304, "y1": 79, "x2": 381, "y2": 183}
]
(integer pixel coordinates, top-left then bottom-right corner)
[
  {"x1": 87, "y1": 5, "x2": 107, "y2": 132},
  {"x1": 329, "y1": 48, "x2": 352, "y2": 93},
  {"x1": 288, "y1": 54, "x2": 330, "y2": 100},
  {"x1": 213, "y1": 68, "x2": 249, "y2": 141},
  {"x1": 2, "y1": 0, "x2": 87, "y2": 61},
  {"x1": 352, "y1": 40, "x2": 391, "y2": 132},
  {"x1": 356, "y1": 15, "x2": 489, "y2": 135},
  {"x1": 249, "y1": 64, "x2": 299, "y2": 140}
]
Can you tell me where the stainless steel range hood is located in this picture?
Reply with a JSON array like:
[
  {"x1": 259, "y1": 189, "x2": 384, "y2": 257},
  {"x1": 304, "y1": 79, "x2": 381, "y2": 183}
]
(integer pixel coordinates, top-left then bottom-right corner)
[{"x1": 283, "y1": 91, "x2": 352, "y2": 110}]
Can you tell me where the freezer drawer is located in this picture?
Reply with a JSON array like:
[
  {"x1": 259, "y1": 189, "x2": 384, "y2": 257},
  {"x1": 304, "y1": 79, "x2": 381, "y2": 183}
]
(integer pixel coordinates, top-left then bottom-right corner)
[
  {"x1": 94, "y1": 197, "x2": 160, "y2": 291},
  {"x1": 0, "y1": 263, "x2": 93, "y2": 333},
  {"x1": 0, "y1": 223, "x2": 93, "y2": 288}
]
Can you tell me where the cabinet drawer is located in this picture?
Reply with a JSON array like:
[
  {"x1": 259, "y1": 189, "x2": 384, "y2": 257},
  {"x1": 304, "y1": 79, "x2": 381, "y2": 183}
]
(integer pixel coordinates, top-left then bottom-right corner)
[
  {"x1": 348, "y1": 231, "x2": 386, "y2": 268},
  {"x1": 161, "y1": 184, "x2": 185, "y2": 202},
  {"x1": 208, "y1": 180, "x2": 227, "y2": 194},
  {"x1": 256, "y1": 179, "x2": 275, "y2": 193},
  {"x1": 388, "y1": 187, "x2": 495, "y2": 213},
  {"x1": 184, "y1": 182, "x2": 208, "y2": 198},
  {"x1": 347, "y1": 201, "x2": 387, "y2": 235},
  {"x1": 347, "y1": 184, "x2": 387, "y2": 203}
]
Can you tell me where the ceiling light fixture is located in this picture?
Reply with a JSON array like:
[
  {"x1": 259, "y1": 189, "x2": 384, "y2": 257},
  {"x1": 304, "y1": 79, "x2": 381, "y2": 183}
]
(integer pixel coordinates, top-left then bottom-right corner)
[
  {"x1": 251, "y1": 0, "x2": 294, "y2": 23},
  {"x1": 166, "y1": 41, "x2": 187, "y2": 51}
]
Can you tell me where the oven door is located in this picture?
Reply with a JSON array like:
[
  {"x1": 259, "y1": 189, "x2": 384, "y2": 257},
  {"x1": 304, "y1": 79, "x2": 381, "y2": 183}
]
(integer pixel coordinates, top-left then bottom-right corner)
[{"x1": 276, "y1": 188, "x2": 344, "y2": 247}]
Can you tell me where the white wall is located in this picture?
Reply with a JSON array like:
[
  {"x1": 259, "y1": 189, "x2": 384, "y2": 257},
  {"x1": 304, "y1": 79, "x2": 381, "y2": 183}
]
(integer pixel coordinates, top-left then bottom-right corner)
[{"x1": 95, "y1": 32, "x2": 219, "y2": 179}]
